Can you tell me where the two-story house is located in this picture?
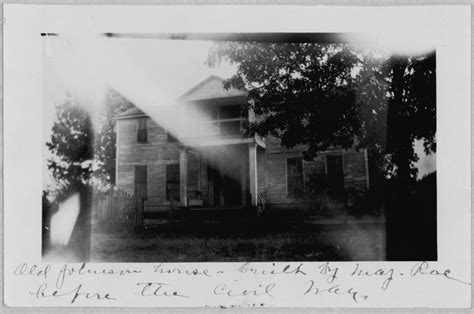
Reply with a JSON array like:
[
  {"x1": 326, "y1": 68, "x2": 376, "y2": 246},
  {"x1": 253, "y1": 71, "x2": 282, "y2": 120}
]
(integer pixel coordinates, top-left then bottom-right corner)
[{"x1": 115, "y1": 75, "x2": 369, "y2": 212}]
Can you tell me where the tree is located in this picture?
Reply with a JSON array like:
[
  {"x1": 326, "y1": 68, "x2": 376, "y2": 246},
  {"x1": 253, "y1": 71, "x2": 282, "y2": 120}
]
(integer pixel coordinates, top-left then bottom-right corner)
[
  {"x1": 46, "y1": 95, "x2": 94, "y2": 189},
  {"x1": 46, "y1": 89, "x2": 133, "y2": 191},
  {"x1": 382, "y1": 53, "x2": 436, "y2": 260},
  {"x1": 354, "y1": 53, "x2": 389, "y2": 146},
  {"x1": 385, "y1": 53, "x2": 436, "y2": 183},
  {"x1": 207, "y1": 42, "x2": 436, "y2": 181},
  {"x1": 208, "y1": 41, "x2": 436, "y2": 260},
  {"x1": 94, "y1": 89, "x2": 134, "y2": 187},
  {"x1": 207, "y1": 42, "x2": 362, "y2": 160}
]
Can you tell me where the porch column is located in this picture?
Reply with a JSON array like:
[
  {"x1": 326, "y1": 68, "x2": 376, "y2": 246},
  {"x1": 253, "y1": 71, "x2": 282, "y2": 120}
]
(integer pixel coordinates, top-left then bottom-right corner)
[
  {"x1": 179, "y1": 149, "x2": 188, "y2": 207},
  {"x1": 248, "y1": 143, "x2": 258, "y2": 206},
  {"x1": 240, "y1": 159, "x2": 247, "y2": 205}
]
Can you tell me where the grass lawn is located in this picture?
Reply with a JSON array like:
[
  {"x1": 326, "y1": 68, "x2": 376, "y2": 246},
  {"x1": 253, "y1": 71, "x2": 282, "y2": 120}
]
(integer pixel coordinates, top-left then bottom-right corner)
[{"x1": 91, "y1": 211, "x2": 385, "y2": 262}]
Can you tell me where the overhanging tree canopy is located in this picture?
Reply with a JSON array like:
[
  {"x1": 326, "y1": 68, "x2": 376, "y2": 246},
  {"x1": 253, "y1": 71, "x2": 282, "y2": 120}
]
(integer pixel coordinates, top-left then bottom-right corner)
[
  {"x1": 208, "y1": 42, "x2": 362, "y2": 160},
  {"x1": 207, "y1": 41, "x2": 436, "y2": 180}
]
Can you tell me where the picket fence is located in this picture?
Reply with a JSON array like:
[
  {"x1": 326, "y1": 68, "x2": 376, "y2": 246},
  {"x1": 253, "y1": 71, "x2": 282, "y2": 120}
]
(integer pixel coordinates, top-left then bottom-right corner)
[{"x1": 94, "y1": 189, "x2": 138, "y2": 227}]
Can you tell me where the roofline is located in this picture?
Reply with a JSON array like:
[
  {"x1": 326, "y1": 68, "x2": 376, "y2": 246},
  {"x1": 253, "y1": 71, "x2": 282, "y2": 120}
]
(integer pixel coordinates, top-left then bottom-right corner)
[
  {"x1": 115, "y1": 113, "x2": 148, "y2": 120},
  {"x1": 176, "y1": 75, "x2": 248, "y2": 102},
  {"x1": 115, "y1": 103, "x2": 180, "y2": 120},
  {"x1": 179, "y1": 94, "x2": 248, "y2": 104},
  {"x1": 176, "y1": 75, "x2": 225, "y2": 101}
]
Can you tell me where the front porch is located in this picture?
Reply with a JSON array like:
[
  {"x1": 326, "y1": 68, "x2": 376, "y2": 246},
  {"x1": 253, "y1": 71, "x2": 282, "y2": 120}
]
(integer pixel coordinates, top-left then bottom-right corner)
[{"x1": 178, "y1": 140, "x2": 266, "y2": 209}]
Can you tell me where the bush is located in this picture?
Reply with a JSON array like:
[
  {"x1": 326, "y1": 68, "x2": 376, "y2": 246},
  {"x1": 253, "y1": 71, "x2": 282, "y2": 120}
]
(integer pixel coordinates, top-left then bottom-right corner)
[
  {"x1": 304, "y1": 171, "x2": 381, "y2": 218},
  {"x1": 345, "y1": 187, "x2": 367, "y2": 217},
  {"x1": 304, "y1": 172, "x2": 345, "y2": 217}
]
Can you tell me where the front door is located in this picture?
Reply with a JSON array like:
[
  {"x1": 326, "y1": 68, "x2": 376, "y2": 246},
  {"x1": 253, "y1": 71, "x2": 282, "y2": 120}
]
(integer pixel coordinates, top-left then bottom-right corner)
[
  {"x1": 222, "y1": 161, "x2": 242, "y2": 206},
  {"x1": 207, "y1": 147, "x2": 242, "y2": 206},
  {"x1": 208, "y1": 163, "x2": 221, "y2": 206}
]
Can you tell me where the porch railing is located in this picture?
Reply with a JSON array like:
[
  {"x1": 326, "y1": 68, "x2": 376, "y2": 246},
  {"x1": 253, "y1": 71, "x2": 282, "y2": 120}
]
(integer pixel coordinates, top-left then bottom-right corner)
[{"x1": 193, "y1": 118, "x2": 244, "y2": 137}]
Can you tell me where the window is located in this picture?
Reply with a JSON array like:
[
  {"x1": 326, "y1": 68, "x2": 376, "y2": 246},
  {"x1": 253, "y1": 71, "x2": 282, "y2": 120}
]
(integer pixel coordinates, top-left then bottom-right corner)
[
  {"x1": 287, "y1": 157, "x2": 304, "y2": 197},
  {"x1": 137, "y1": 118, "x2": 148, "y2": 143},
  {"x1": 166, "y1": 164, "x2": 180, "y2": 201},
  {"x1": 134, "y1": 165, "x2": 148, "y2": 198}
]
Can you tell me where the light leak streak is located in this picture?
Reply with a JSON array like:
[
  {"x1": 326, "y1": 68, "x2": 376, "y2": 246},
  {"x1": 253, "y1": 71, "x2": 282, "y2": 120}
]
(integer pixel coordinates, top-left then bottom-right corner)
[
  {"x1": 45, "y1": 34, "x2": 244, "y2": 182},
  {"x1": 342, "y1": 32, "x2": 436, "y2": 57},
  {"x1": 49, "y1": 193, "x2": 80, "y2": 247}
]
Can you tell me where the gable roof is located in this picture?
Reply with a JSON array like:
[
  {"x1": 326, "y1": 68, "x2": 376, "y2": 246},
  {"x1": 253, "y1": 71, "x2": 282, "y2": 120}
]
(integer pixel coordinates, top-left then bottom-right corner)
[
  {"x1": 177, "y1": 75, "x2": 247, "y2": 102},
  {"x1": 115, "y1": 76, "x2": 248, "y2": 119}
]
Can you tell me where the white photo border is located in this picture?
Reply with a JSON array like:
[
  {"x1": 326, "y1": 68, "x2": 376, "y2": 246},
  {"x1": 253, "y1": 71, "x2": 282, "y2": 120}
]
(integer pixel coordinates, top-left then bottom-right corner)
[{"x1": 3, "y1": 4, "x2": 472, "y2": 308}]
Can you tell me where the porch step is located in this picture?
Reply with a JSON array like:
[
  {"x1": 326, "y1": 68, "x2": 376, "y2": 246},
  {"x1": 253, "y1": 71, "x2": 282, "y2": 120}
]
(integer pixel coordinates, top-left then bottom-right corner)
[
  {"x1": 190, "y1": 206, "x2": 245, "y2": 211},
  {"x1": 143, "y1": 206, "x2": 255, "y2": 221}
]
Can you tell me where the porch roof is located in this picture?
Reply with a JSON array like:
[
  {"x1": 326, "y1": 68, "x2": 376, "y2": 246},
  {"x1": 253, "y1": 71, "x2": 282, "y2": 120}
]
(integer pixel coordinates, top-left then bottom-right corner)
[{"x1": 180, "y1": 135, "x2": 265, "y2": 149}]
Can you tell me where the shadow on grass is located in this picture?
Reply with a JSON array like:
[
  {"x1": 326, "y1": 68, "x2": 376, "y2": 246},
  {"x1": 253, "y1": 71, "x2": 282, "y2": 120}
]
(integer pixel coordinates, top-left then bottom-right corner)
[{"x1": 91, "y1": 210, "x2": 385, "y2": 262}]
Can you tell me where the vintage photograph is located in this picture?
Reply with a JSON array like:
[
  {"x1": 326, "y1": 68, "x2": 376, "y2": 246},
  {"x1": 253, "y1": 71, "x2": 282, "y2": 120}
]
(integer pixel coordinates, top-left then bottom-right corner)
[{"x1": 41, "y1": 33, "x2": 436, "y2": 263}]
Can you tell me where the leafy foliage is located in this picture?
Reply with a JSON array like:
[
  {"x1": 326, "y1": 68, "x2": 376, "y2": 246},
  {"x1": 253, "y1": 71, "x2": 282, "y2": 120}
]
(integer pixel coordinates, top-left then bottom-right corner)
[
  {"x1": 46, "y1": 96, "x2": 94, "y2": 188},
  {"x1": 385, "y1": 53, "x2": 436, "y2": 180},
  {"x1": 46, "y1": 89, "x2": 133, "y2": 196},
  {"x1": 208, "y1": 42, "x2": 362, "y2": 160},
  {"x1": 207, "y1": 42, "x2": 436, "y2": 181}
]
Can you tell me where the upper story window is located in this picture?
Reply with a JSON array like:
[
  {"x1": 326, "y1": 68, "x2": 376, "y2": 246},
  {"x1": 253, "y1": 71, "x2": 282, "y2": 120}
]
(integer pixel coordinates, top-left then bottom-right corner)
[{"x1": 137, "y1": 117, "x2": 148, "y2": 143}]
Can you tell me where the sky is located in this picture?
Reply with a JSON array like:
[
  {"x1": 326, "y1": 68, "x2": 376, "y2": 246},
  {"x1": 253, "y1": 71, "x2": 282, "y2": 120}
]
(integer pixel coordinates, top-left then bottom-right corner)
[
  {"x1": 42, "y1": 35, "x2": 435, "y2": 189},
  {"x1": 42, "y1": 36, "x2": 237, "y2": 134},
  {"x1": 42, "y1": 36, "x2": 237, "y2": 188}
]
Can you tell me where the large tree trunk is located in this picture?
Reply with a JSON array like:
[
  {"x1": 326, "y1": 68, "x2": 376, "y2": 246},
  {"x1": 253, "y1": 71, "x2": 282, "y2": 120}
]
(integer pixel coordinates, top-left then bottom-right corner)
[{"x1": 386, "y1": 56, "x2": 416, "y2": 260}]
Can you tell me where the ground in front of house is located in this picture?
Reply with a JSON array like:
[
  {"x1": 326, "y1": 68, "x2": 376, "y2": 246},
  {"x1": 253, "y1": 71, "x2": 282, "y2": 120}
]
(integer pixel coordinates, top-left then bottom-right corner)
[{"x1": 91, "y1": 210, "x2": 385, "y2": 262}]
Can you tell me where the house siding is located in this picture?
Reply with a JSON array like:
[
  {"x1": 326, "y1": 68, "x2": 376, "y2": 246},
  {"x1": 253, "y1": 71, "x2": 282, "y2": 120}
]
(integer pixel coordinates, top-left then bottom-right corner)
[
  {"x1": 265, "y1": 136, "x2": 368, "y2": 209},
  {"x1": 116, "y1": 117, "x2": 181, "y2": 205},
  {"x1": 257, "y1": 149, "x2": 267, "y2": 194},
  {"x1": 116, "y1": 118, "x2": 368, "y2": 211}
]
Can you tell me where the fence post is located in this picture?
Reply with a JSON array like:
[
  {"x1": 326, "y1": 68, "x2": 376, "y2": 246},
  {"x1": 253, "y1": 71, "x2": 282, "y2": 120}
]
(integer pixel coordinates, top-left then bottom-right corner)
[
  {"x1": 92, "y1": 189, "x2": 139, "y2": 229},
  {"x1": 107, "y1": 194, "x2": 111, "y2": 221},
  {"x1": 98, "y1": 196, "x2": 102, "y2": 224}
]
